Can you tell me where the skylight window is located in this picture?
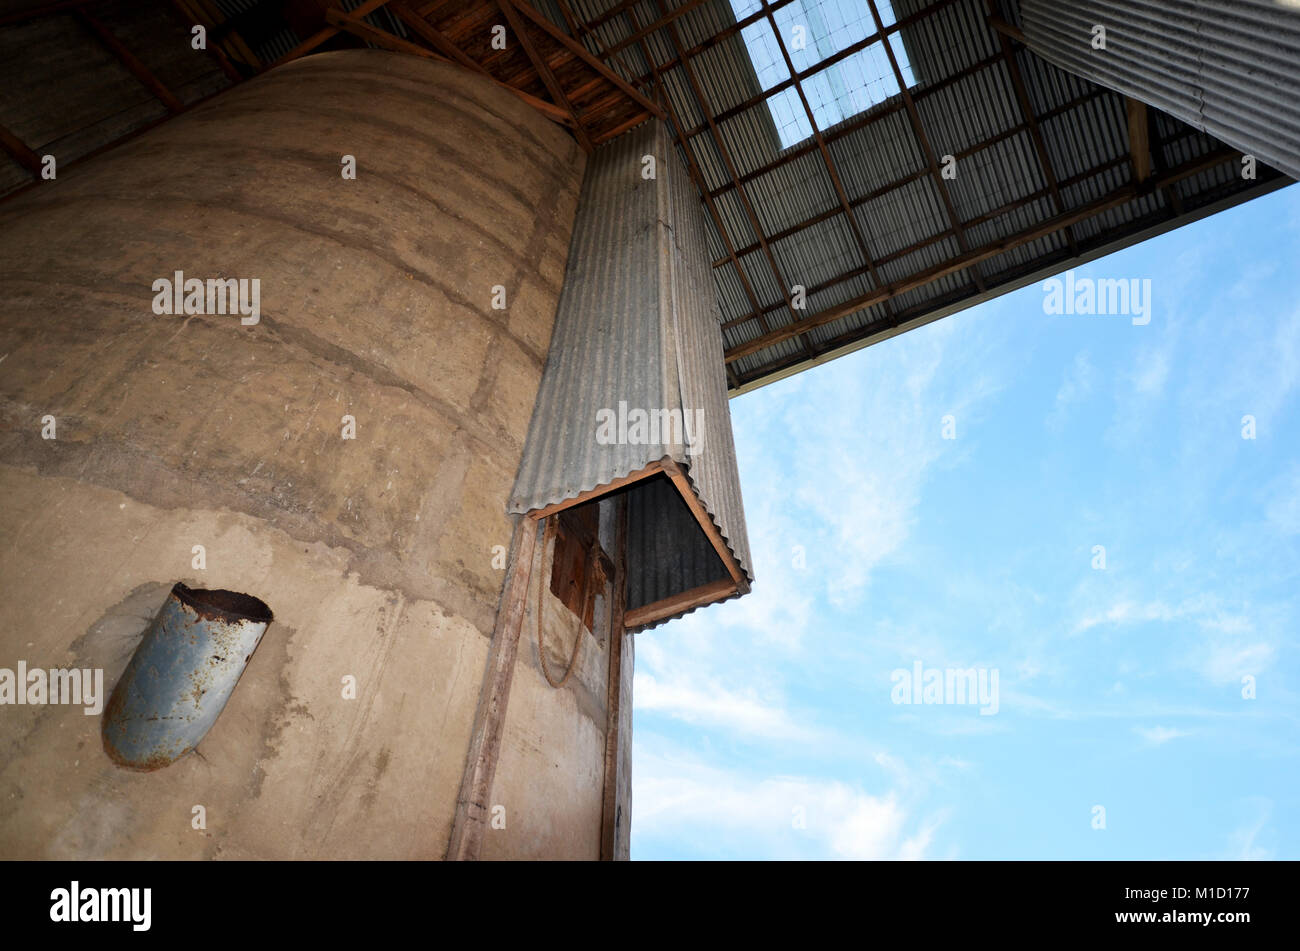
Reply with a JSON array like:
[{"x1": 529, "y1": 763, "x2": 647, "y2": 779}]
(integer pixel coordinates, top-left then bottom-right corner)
[{"x1": 731, "y1": 0, "x2": 917, "y2": 149}]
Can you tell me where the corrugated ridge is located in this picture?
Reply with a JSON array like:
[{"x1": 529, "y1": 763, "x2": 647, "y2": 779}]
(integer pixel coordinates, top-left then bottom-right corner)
[
  {"x1": 1019, "y1": 0, "x2": 1300, "y2": 179},
  {"x1": 510, "y1": 118, "x2": 754, "y2": 626}
]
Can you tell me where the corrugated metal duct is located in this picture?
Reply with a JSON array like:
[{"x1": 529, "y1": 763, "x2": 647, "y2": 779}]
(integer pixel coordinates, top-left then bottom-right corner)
[
  {"x1": 510, "y1": 119, "x2": 753, "y2": 631},
  {"x1": 1018, "y1": 0, "x2": 1300, "y2": 181}
]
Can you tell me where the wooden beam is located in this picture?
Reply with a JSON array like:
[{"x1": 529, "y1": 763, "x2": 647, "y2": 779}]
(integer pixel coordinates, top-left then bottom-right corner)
[
  {"x1": 79, "y1": 8, "x2": 184, "y2": 113},
  {"x1": 713, "y1": 86, "x2": 1108, "y2": 270},
  {"x1": 495, "y1": 0, "x2": 593, "y2": 151},
  {"x1": 725, "y1": 148, "x2": 1238, "y2": 362},
  {"x1": 602, "y1": 0, "x2": 709, "y2": 58},
  {"x1": 189, "y1": 0, "x2": 262, "y2": 69},
  {"x1": 721, "y1": 126, "x2": 1199, "y2": 332},
  {"x1": 325, "y1": 8, "x2": 453, "y2": 66},
  {"x1": 1126, "y1": 97, "x2": 1152, "y2": 182},
  {"x1": 865, "y1": 0, "x2": 985, "y2": 292},
  {"x1": 268, "y1": 0, "x2": 393, "y2": 70},
  {"x1": 623, "y1": 579, "x2": 739, "y2": 629},
  {"x1": 169, "y1": 0, "x2": 245, "y2": 82},
  {"x1": 986, "y1": 14, "x2": 1027, "y2": 44},
  {"x1": 553, "y1": 0, "x2": 650, "y2": 101},
  {"x1": 986, "y1": 0, "x2": 1079, "y2": 255},
  {"x1": 599, "y1": 494, "x2": 629, "y2": 861},
  {"x1": 762, "y1": 3, "x2": 900, "y2": 335},
  {"x1": 528, "y1": 460, "x2": 667, "y2": 521},
  {"x1": 0, "y1": 123, "x2": 42, "y2": 177},
  {"x1": 498, "y1": 0, "x2": 663, "y2": 120},
  {"x1": 391, "y1": 2, "x2": 577, "y2": 126},
  {"x1": 700, "y1": 49, "x2": 1000, "y2": 199},
  {"x1": 446, "y1": 517, "x2": 540, "y2": 861}
]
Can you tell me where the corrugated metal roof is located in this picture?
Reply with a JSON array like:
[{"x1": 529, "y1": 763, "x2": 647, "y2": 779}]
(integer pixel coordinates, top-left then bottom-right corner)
[
  {"x1": 558, "y1": 0, "x2": 1291, "y2": 392},
  {"x1": 1020, "y1": 0, "x2": 1300, "y2": 181},
  {"x1": 510, "y1": 118, "x2": 754, "y2": 629}
]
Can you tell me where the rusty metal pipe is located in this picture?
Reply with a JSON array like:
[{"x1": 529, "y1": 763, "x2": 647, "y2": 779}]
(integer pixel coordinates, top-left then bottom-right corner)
[{"x1": 102, "y1": 583, "x2": 273, "y2": 771}]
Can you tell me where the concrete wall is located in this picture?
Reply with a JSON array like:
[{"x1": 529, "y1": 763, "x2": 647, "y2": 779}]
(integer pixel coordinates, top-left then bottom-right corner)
[
  {"x1": 0, "y1": 49, "x2": 592, "y2": 859},
  {"x1": 481, "y1": 501, "x2": 620, "y2": 860}
]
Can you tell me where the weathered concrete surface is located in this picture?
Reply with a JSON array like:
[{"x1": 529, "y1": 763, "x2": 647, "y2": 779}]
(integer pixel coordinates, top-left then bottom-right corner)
[
  {"x1": 480, "y1": 520, "x2": 612, "y2": 860},
  {"x1": 0, "y1": 50, "x2": 589, "y2": 859}
]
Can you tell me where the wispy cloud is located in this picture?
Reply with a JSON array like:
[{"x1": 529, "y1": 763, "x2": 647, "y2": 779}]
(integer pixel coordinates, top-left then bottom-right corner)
[
  {"x1": 634, "y1": 671, "x2": 812, "y2": 741},
  {"x1": 1222, "y1": 798, "x2": 1274, "y2": 860},
  {"x1": 632, "y1": 741, "x2": 943, "y2": 860},
  {"x1": 1134, "y1": 725, "x2": 1190, "y2": 745},
  {"x1": 1048, "y1": 349, "x2": 1095, "y2": 430}
]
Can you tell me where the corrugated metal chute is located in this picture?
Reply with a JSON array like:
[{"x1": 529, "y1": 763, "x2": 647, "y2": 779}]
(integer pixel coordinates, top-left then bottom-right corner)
[
  {"x1": 1018, "y1": 0, "x2": 1300, "y2": 181},
  {"x1": 509, "y1": 118, "x2": 753, "y2": 632}
]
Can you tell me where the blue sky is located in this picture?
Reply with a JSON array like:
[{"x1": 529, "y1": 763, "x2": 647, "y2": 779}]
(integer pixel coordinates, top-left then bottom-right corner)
[{"x1": 630, "y1": 182, "x2": 1300, "y2": 860}]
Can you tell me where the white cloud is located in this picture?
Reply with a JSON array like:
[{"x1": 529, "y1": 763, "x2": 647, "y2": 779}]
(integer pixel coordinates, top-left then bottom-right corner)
[
  {"x1": 1131, "y1": 346, "x2": 1170, "y2": 396},
  {"x1": 1068, "y1": 595, "x2": 1278, "y2": 686},
  {"x1": 1265, "y1": 465, "x2": 1300, "y2": 535},
  {"x1": 1048, "y1": 349, "x2": 1094, "y2": 430},
  {"x1": 768, "y1": 315, "x2": 1007, "y2": 602},
  {"x1": 632, "y1": 742, "x2": 942, "y2": 860},
  {"x1": 1071, "y1": 599, "x2": 1178, "y2": 635},
  {"x1": 1134, "y1": 725, "x2": 1189, "y2": 745},
  {"x1": 1221, "y1": 798, "x2": 1273, "y2": 860},
  {"x1": 633, "y1": 671, "x2": 811, "y2": 740}
]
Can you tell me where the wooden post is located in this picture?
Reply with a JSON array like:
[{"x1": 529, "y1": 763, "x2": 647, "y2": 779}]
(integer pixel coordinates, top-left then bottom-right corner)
[
  {"x1": 446, "y1": 515, "x2": 540, "y2": 860},
  {"x1": 1126, "y1": 97, "x2": 1152, "y2": 182},
  {"x1": 599, "y1": 495, "x2": 630, "y2": 860}
]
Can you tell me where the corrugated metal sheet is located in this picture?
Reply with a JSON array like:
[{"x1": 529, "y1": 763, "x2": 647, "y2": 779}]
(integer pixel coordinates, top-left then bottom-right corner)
[
  {"x1": 1020, "y1": 0, "x2": 1300, "y2": 181},
  {"x1": 562, "y1": 0, "x2": 1288, "y2": 391},
  {"x1": 510, "y1": 118, "x2": 754, "y2": 628}
]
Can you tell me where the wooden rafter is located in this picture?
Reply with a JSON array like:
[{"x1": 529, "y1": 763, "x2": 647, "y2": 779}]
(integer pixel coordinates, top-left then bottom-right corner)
[
  {"x1": 391, "y1": 2, "x2": 577, "y2": 127},
  {"x1": 724, "y1": 148, "x2": 1239, "y2": 364},
  {"x1": 1126, "y1": 97, "x2": 1152, "y2": 182},
  {"x1": 498, "y1": 0, "x2": 662, "y2": 120},
  {"x1": 986, "y1": 3, "x2": 1078, "y2": 254},
  {"x1": 496, "y1": 0, "x2": 592, "y2": 151},
  {"x1": 270, "y1": 0, "x2": 394, "y2": 70},
  {"x1": 761, "y1": 1, "x2": 899, "y2": 331},
  {"x1": 0, "y1": 122, "x2": 42, "y2": 177},
  {"x1": 721, "y1": 122, "x2": 1205, "y2": 335},
  {"x1": 79, "y1": 7, "x2": 184, "y2": 113},
  {"x1": 865, "y1": 0, "x2": 986, "y2": 293},
  {"x1": 702, "y1": 49, "x2": 1002, "y2": 201},
  {"x1": 323, "y1": 1, "x2": 578, "y2": 134},
  {"x1": 168, "y1": 0, "x2": 246, "y2": 81},
  {"x1": 713, "y1": 87, "x2": 1107, "y2": 271}
]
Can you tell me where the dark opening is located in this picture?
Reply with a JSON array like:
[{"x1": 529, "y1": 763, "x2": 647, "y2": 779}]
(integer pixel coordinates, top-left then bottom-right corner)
[{"x1": 174, "y1": 583, "x2": 274, "y2": 623}]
